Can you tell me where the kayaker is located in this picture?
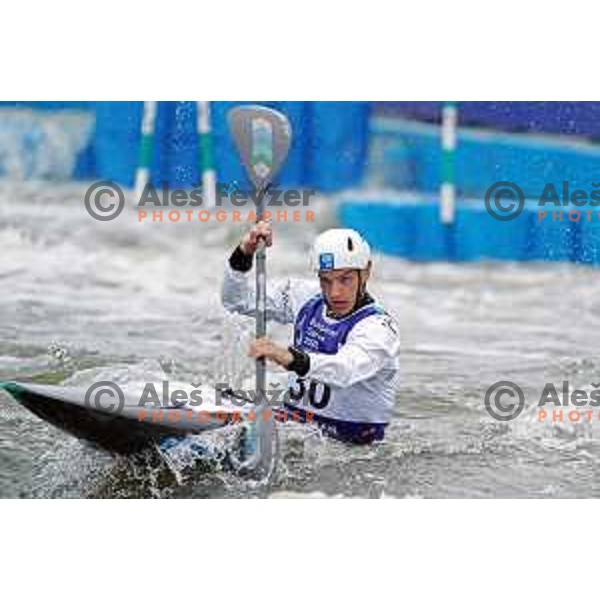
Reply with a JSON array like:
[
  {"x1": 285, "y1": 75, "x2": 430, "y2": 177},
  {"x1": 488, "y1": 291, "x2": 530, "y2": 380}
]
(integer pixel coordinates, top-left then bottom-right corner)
[{"x1": 221, "y1": 222, "x2": 400, "y2": 444}]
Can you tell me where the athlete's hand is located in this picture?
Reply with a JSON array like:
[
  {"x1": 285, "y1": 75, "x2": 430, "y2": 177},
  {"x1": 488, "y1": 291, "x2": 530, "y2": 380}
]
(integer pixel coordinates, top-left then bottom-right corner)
[
  {"x1": 240, "y1": 221, "x2": 273, "y2": 256},
  {"x1": 248, "y1": 337, "x2": 292, "y2": 368}
]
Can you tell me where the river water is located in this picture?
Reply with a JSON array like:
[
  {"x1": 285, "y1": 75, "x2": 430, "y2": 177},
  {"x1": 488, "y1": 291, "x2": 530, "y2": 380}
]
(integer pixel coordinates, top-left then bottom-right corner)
[{"x1": 1, "y1": 181, "x2": 599, "y2": 498}]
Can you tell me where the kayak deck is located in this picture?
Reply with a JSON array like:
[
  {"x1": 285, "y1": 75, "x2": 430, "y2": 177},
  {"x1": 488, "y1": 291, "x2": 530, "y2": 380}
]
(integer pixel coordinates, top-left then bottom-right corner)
[{"x1": 0, "y1": 381, "x2": 247, "y2": 455}]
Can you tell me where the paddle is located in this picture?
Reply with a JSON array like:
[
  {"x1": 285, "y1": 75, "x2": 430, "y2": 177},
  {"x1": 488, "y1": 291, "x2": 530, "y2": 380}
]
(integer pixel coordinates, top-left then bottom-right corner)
[{"x1": 227, "y1": 105, "x2": 293, "y2": 479}]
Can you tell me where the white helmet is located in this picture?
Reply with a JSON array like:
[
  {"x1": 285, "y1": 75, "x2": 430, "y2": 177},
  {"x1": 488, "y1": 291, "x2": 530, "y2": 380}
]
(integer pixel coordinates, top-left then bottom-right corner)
[{"x1": 311, "y1": 228, "x2": 371, "y2": 272}]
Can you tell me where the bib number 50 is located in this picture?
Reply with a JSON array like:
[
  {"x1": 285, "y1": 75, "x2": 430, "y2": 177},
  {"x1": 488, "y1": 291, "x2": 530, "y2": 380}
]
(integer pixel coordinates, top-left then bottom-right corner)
[{"x1": 289, "y1": 378, "x2": 331, "y2": 409}]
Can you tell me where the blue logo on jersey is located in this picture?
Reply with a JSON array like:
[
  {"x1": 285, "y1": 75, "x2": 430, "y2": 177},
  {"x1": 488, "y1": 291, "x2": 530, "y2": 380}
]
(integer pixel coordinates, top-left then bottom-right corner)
[{"x1": 319, "y1": 252, "x2": 334, "y2": 270}]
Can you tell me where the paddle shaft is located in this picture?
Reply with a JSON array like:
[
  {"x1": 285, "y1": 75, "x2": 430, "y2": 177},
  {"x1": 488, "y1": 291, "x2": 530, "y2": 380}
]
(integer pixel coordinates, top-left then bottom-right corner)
[{"x1": 255, "y1": 202, "x2": 267, "y2": 396}]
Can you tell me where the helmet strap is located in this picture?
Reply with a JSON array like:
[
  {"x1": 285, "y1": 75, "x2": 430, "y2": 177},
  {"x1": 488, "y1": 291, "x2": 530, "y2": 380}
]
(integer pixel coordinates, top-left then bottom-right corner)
[{"x1": 353, "y1": 270, "x2": 366, "y2": 311}]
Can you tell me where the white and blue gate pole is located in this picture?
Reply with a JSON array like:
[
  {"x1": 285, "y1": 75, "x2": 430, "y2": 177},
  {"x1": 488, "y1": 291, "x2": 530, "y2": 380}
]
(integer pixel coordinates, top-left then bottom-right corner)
[
  {"x1": 440, "y1": 101, "x2": 458, "y2": 225},
  {"x1": 134, "y1": 101, "x2": 158, "y2": 199},
  {"x1": 197, "y1": 101, "x2": 217, "y2": 208}
]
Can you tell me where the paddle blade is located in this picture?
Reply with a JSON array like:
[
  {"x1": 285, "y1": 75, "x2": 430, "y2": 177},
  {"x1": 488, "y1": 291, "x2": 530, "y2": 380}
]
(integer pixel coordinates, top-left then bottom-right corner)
[{"x1": 227, "y1": 105, "x2": 292, "y2": 190}]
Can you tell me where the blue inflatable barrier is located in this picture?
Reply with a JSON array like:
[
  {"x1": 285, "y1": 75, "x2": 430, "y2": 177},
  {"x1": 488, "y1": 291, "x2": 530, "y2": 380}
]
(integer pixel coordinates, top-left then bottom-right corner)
[
  {"x1": 0, "y1": 101, "x2": 92, "y2": 110},
  {"x1": 338, "y1": 196, "x2": 592, "y2": 265},
  {"x1": 372, "y1": 118, "x2": 600, "y2": 202},
  {"x1": 307, "y1": 102, "x2": 369, "y2": 192},
  {"x1": 157, "y1": 101, "x2": 198, "y2": 189},
  {"x1": 579, "y1": 209, "x2": 600, "y2": 265},
  {"x1": 411, "y1": 200, "x2": 453, "y2": 261},
  {"x1": 374, "y1": 102, "x2": 600, "y2": 139},
  {"x1": 91, "y1": 101, "x2": 367, "y2": 192},
  {"x1": 338, "y1": 200, "x2": 415, "y2": 257},
  {"x1": 338, "y1": 198, "x2": 453, "y2": 262},
  {"x1": 360, "y1": 115, "x2": 600, "y2": 266},
  {"x1": 267, "y1": 101, "x2": 308, "y2": 187},
  {"x1": 453, "y1": 202, "x2": 530, "y2": 262},
  {"x1": 525, "y1": 205, "x2": 580, "y2": 262},
  {"x1": 94, "y1": 101, "x2": 144, "y2": 187}
]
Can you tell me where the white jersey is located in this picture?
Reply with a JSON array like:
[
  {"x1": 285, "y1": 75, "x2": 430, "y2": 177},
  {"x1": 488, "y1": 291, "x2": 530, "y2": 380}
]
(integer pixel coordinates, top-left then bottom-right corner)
[{"x1": 221, "y1": 261, "x2": 400, "y2": 425}]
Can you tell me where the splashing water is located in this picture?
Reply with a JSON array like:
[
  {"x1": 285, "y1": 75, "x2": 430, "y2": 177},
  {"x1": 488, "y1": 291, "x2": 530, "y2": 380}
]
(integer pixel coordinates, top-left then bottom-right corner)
[
  {"x1": 1, "y1": 176, "x2": 600, "y2": 497},
  {"x1": 0, "y1": 108, "x2": 94, "y2": 180}
]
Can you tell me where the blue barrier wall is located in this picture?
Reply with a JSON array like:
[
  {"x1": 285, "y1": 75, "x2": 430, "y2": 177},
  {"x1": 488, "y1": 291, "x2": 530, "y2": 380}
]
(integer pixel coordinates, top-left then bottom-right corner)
[
  {"x1": 0, "y1": 102, "x2": 93, "y2": 110},
  {"x1": 0, "y1": 101, "x2": 369, "y2": 192},
  {"x1": 339, "y1": 198, "x2": 594, "y2": 264},
  {"x1": 341, "y1": 113, "x2": 600, "y2": 266},
  {"x1": 94, "y1": 101, "x2": 368, "y2": 190},
  {"x1": 373, "y1": 118, "x2": 600, "y2": 201},
  {"x1": 373, "y1": 102, "x2": 600, "y2": 139},
  {"x1": 307, "y1": 102, "x2": 369, "y2": 192}
]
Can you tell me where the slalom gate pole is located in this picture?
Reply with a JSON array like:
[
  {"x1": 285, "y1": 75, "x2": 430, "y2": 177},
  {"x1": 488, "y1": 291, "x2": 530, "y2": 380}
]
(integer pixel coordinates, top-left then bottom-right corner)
[
  {"x1": 440, "y1": 101, "x2": 458, "y2": 225},
  {"x1": 134, "y1": 101, "x2": 158, "y2": 199},
  {"x1": 197, "y1": 101, "x2": 217, "y2": 207}
]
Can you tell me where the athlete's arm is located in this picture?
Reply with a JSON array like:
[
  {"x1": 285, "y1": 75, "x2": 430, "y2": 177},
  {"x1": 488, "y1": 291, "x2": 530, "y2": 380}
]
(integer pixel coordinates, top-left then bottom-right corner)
[{"x1": 221, "y1": 221, "x2": 318, "y2": 324}]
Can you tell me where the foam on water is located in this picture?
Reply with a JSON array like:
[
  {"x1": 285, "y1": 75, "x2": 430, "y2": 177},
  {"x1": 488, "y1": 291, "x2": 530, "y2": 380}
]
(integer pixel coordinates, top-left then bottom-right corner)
[
  {"x1": 1, "y1": 181, "x2": 600, "y2": 497},
  {"x1": 0, "y1": 108, "x2": 93, "y2": 180}
]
